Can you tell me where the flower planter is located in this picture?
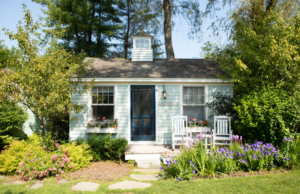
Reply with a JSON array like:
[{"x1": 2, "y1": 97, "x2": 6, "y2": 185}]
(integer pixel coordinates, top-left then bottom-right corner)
[
  {"x1": 86, "y1": 128, "x2": 118, "y2": 134},
  {"x1": 187, "y1": 126, "x2": 211, "y2": 133}
]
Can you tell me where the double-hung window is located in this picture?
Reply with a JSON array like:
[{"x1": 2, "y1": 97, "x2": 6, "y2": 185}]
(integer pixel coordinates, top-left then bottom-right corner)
[
  {"x1": 183, "y1": 87, "x2": 205, "y2": 120},
  {"x1": 135, "y1": 39, "x2": 150, "y2": 49},
  {"x1": 91, "y1": 86, "x2": 114, "y2": 121}
]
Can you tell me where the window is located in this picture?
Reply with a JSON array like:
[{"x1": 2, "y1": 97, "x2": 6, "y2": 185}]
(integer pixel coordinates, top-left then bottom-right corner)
[
  {"x1": 91, "y1": 86, "x2": 114, "y2": 121},
  {"x1": 135, "y1": 39, "x2": 149, "y2": 49},
  {"x1": 183, "y1": 87, "x2": 205, "y2": 120}
]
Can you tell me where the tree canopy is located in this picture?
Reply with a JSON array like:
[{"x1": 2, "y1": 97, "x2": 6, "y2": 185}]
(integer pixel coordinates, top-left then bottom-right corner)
[{"x1": 0, "y1": 6, "x2": 93, "y2": 141}]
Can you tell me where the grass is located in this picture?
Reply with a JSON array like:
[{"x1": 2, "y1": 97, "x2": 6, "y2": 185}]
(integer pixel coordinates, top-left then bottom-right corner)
[{"x1": 0, "y1": 168, "x2": 300, "y2": 194}]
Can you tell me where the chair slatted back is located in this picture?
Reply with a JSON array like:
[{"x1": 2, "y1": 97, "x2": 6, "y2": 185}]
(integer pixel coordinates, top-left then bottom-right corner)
[
  {"x1": 172, "y1": 115, "x2": 187, "y2": 135},
  {"x1": 214, "y1": 116, "x2": 231, "y2": 135}
]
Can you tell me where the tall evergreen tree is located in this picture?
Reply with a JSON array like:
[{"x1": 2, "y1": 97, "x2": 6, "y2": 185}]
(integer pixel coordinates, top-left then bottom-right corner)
[{"x1": 33, "y1": 0, "x2": 123, "y2": 57}]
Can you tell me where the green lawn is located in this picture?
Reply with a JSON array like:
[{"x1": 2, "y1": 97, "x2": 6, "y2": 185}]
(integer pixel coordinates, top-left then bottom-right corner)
[{"x1": 1, "y1": 168, "x2": 300, "y2": 194}]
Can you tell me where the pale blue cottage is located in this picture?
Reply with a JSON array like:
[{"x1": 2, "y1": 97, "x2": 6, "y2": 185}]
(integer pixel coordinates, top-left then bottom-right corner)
[{"x1": 69, "y1": 30, "x2": 233, "y2": 146}]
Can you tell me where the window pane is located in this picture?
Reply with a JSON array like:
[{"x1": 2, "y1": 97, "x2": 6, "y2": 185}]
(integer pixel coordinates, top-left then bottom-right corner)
[
  {"x1": 144, "y1": 44, "x2": 149, "y2": 48},
  {"x1": 140, "y1": 39, "x2": 144, "y2": 43},
  {"x1": 92, "y1": 106, "x2": 114, "y2": 120},
  {"x1": 140, "y1": 43, "x2": 144, "y2": 48},
  {"x1": 183, "y1": 106, "x2": 205, "y2": 121},
  {"x1": 133, "y1": 128, "x2": 137, "y2": 136},
  {"x1": 144, "y1": 128, "x2": 148, "y2": 136},
  {"x1": 149, "y1": 127, "x2": 153, "y2": 136},
  {"x1": 144, "y1": 118, "x2": 152, "y2": 126},
  {"x1": 145, "y1": 39, "x2": 149, "y2": 43},
  {"x1": 136, "y1": 43, "x2": 140, "y2": 48},
  {"x1": 183, "y1": 87, "x2": 204, "y2": 105},
  {"x1": 136, "y1": 39, "x2": 139, "y2": 43}
]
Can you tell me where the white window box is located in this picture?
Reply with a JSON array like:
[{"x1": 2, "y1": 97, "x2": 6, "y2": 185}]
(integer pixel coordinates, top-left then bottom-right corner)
[
  {"x1": 86, "y1": 128, "x2": 118, "y2": 134},
  {"x1": 187, "y1": 127, "x2": 211, "y2": 133}
]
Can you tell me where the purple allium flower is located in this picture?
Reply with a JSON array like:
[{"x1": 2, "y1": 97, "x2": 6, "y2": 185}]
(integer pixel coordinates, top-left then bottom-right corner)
[
  {"x1": 176, "y1": 178, "x2": 180, "y2": 181},
  {"x1": 240, "y1": 136, "x2": 243, "y2": 141}
]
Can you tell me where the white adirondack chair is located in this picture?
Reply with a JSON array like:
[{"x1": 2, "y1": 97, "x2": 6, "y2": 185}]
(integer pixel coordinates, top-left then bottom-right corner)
[
  {"x1": 212, "y1": 116, "x2": 232, "y2": 148},
  {"x1": 172, "y1": 115, "x2": 189, "y2": 150}
]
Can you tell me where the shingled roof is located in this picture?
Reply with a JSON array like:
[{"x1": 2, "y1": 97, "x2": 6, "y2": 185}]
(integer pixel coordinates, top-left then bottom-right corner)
[
  {"x1": 81, "y1": 58, "x2": 226, "y2": 78},
  {"x1": 132, "y1": 29, "x2": 153, "y2": 37}
]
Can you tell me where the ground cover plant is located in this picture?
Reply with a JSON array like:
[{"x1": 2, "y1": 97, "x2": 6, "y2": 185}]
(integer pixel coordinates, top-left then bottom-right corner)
[{"x1": 159, "y1": 134, "x2": 299, "y2": 181}]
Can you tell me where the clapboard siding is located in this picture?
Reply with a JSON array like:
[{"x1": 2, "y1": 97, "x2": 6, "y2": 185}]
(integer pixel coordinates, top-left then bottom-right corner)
[
  {"x1": 131, "y1": 49, "x2": 153, "y2": 62},
  {"x1": 69, "y1": 86, "x2": 90, "y2": 141},
  {"x1": 115, "y1": 85, "x2": 129, "y2": 139},
  {"x1": 207, "y1": 86, "x2": 233, "y2": 127},
  {"x1": 157, "y1": 85, "x2": 181, "y2": 144}
]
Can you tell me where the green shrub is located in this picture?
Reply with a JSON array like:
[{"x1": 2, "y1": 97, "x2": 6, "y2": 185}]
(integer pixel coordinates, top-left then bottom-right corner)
[
  {"x1": 234, "y1": 88, "x2": 300, "y2": 147},
  {"x1": 0, "y1": 140, "x2": 43, "y2": 175},
  {"x1": 0, "y1": 102, "x2": 28, "y2": 151},
  {"x1": 61, "y1": 142, "x2": 92, "y2": 171},
  {"x1": 18, "y1": 143, "x2": 74, "y2": 181},
  {"x1": 80, "y1": 134, "x2": 127, "y2": 161}
]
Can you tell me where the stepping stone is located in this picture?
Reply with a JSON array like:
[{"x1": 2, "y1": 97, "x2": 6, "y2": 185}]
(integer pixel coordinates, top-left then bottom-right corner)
[
  {"x1": 108, "y1": 180, "x2": 152, "y2": 190},
  {"x1": 130, "y1": 174, "x2": 159, "y2": 181},
  {"x1": 57, "y1": 179, "x2": 69, "y2": 185},
  {"x1": 134, "y1": 169, "x2": 160, "y2": 174},
  {"x1": 72, "y1": 182, "x2": 99, "y2": 192},
  {"x1": 30, "y1": 181, "x2": 43, "y2": 189},
  {"x1": 0, "y1": 175, "x2": 6, "y2": 179},
  {"x1": 4, "y1": 181, "x2": 25, "y2": 185}
]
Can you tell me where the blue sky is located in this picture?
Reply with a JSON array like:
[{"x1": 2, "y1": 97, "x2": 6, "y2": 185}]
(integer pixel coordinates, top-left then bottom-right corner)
[{"x1": 0, "y1": 0, "x2": 230, "y2": 58}]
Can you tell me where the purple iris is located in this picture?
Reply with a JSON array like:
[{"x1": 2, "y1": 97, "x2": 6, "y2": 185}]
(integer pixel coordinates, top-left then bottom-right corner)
[
  {"x1": 254, "y1": 154, "x2": 257, "y2": 160},
  {"x1": 159, "y1": 166, "x2": 163, "y2": 171},
  {"x1": 260, "y1": 147, "x2": 263, "y2": 152},
  {"x1": 243, "y1": 154, "x2": 247, "y2": 158},
  {"x1": 176, "y1": 178, "x2": 180, "y2": 181},
  {"x1": 274, "y1": 154, "x2": 279, "y2": 158},
  {"x1": 260, "y1": 154, "x2": 264, "y2": 157},
  {"x1": 239, "y1": 159, "x2": 242, "y2": 163},
  {"x1": 244, "y1": 148, "x2": 249, "y2": 152},
  {"x1": 191, "y1": 178, "x2": 194, "y2": 182},
  {"x1": 230, "y1": 155, "x2": 233, "y2": 159},
  {"x1": 226, "y1": 154, "x2": 229, "y2": 158},
  {"x1": 215, "y1": 159, "x2": 217, "y2": 161},
  {"x1": 243, "y1": 160, "x2": 247, "y2": 164},
  {"x1": 191, "y1": 163, "x2": 195, "y2": 167},
  {"x1": 189, "y1": 161, "x2": 193, "y2": 164},
  {"x1": 174, "y1": 160, "x2": 178, "y2": 164},
  {"x1": 192, "y1": 170, "x2": 196, "y2": 174},
  {"x1": 181, "y1": 177, "x2": 184, "y2": 180}
]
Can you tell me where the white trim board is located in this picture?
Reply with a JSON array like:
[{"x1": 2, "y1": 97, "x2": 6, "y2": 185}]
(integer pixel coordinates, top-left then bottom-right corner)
[{"x1": 76, "y1": 78, "x2": 233, "y2": 83}]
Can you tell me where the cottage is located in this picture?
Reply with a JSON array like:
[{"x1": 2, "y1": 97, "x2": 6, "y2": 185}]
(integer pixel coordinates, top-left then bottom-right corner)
[{"x1": 69, "y1": 30, "x2": 233, "y2": 166}]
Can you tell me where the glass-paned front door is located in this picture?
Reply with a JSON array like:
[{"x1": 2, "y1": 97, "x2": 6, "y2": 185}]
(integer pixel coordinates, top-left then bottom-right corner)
[{"x1": 131, "y1": 86, "x2": 155, "y2": 141}]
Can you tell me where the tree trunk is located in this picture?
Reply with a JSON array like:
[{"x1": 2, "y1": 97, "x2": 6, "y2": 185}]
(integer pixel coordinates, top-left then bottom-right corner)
[
  {"x1": 41, "y1": 118, "x2": 47, "y2": 150},
  {"x1": 124, "y1": 0, "x2": 130, "y2": 59},
  {"x1": 163, "y1": 0, "x2": 175, "y2": 59}
]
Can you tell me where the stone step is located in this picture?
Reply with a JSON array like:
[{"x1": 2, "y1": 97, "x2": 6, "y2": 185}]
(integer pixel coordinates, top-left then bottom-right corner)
[{"x1": 135, "y1": 159, "x2": 161, "y2": 169}]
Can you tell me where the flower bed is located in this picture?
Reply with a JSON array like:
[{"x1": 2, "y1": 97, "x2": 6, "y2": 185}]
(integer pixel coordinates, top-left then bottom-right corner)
[
  {"x1": 87, "y1": 117, "x2": 118, "y2": 130},
  {"x1": 159, "y1": 134, "x2": 299, "y2": 181}
]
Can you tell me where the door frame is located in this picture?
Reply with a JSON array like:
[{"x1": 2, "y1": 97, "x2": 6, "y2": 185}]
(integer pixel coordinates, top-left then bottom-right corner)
[{"x1": 130, "y1": 85, "x2": 156, "y2": 141}]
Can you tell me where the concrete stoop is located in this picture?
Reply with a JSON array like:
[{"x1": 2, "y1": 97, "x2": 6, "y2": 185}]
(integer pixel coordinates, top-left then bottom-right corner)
[{"x1": 135, "y1": 159, "x2": 161, "y2": 169}]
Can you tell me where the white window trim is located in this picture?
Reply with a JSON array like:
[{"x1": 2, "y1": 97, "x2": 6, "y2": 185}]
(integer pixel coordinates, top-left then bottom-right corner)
[
  {"x1": 180, "y1": 85, "x2": 208, "y2": 120},
  {"x1": 89, "y1": 85, "x2": 116, "y2": 121},
  {"x1": 132, "y1": 37, "x2": 152, "y2": 50}
]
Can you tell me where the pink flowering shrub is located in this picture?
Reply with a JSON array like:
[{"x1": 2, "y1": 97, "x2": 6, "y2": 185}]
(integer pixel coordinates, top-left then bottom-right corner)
[
  {"x1": 17, "y1": 143, "x2": 73, "y2": 181},
  {"x1": 17, "y1": 142, "x2": 92, "y2": 181}
]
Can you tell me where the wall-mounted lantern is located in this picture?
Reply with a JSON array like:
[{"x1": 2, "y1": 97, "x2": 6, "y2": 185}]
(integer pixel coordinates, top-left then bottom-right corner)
[{"x1": 162, "y1": 85, "x2": 167, "y2": 99}]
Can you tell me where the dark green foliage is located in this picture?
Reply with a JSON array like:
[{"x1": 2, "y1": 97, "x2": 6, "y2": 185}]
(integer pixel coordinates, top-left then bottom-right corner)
[
  {"x1": 76, "y1": 134, "x2": 127, "y2": 161},
  {"x1": 47, "y1": 115, "x2": 70, "y2": 143},
  {"x1": 33, "y1": 0, "x2": 123, "y2": 57},
  {"x1": 234, "y1": 88, "x2": 300, "y2": 147},
  {"x1": 0, "y1": 102, "x2": 28, "y2": 150}
]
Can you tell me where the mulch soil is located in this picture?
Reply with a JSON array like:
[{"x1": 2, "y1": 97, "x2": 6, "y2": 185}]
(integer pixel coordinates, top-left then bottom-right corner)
[{"x1": 63, "y1": 161, "x2": 135, "y2": 182}]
